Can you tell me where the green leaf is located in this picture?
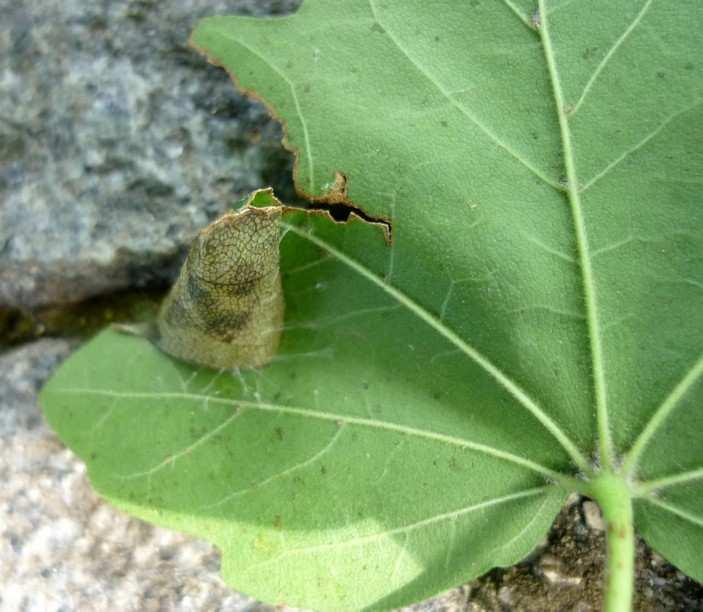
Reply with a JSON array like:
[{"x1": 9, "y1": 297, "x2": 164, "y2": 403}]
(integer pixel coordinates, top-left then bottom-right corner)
[{"x1": 41, "y1": 1, "x2": 703, "y2": 609}]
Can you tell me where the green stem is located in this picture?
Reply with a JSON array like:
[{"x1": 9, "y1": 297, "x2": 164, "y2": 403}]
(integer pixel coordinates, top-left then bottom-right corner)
[{"x1": 590, "y1": 473, "x2": 635, "y2": 612}]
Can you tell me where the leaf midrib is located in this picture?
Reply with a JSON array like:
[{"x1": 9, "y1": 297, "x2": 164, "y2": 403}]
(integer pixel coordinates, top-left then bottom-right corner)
[
  {"x1": 538, "y1": 0, "x2": 612, "y2": 471},
  {"x1": 53, "y1": 386, "x2": 583, "y2": 490},
  {"x1": 539, "y1": 3, "x2": 703, "y2": 486}
]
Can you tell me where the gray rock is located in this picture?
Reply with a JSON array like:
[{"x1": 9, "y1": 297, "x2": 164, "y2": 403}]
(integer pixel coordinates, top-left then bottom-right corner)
[
  {"x1": 0, "y1": 339, "x2": 74, "y2": 437},
  {"x1": 0, "y1": 0, "x2": 299, "y2": 310}
]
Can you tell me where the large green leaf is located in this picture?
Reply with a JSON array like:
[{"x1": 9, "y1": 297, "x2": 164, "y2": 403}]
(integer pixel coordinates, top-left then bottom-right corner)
[{"x1": 41, "y1": 1, "x2": 702, "y2": 609}]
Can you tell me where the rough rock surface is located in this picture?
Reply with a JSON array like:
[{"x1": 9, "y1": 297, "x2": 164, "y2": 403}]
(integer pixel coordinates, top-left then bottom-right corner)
[{"x1": 0, "y1": 0, "x2": 299, "y2": 310}]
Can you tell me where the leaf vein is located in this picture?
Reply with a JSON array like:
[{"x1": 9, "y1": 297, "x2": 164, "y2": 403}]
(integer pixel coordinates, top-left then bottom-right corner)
[
  {"x1": 485, "y1": 492, "x2": 554, "y2": 559},
  {"x1": 202, "y1": 425, "x2": 346, "y2": 510},
  {"x1": 523, "y1": 233, "x2": 576, "y2": 264},
  {"x1": 367, "y1": 0, "x2": 561, "y2": 191},
  {"x1": 581, "y1": 99, "x2": 703, "y2": 192},
  {"x1": 539, "y1": 0, "x2": 611, "y2": 469},
  {"x1": 215, "y1": 31, "x2": 315, "y2": 192},
  {"x1": 570, "y1": 0, "x2": 655, "y2": 116},
  {"x1": 117, "y1": 408, "x2": 245, "y2": 480},
  {"x1": 635, "y1": 467, "x2": 703, "y2": 496},
  {"x1": 623, "y1": 353, "x2": 703, "y2": 476},
  {"x1": 245, "y1": 486, "x2": 551, "y2": 570},
  {"x1": 54, "y1": 387, "x2": 580, "y2": 487},
  {"x1": 642, "y1": 496, "x2": 703, "y2": 529},
  {"x1": 501, "y1": 0, "x2": 535, "y2": 30}
]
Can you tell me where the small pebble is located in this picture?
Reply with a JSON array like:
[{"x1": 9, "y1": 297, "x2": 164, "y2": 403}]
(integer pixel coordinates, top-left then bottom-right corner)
[{"x1": 583, "y1": 500, "x2": 604, "y2": 532}]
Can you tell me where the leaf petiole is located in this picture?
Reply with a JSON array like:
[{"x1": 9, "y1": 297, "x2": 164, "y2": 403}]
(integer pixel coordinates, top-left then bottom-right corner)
[{"x1": 589, "y1": 472, "x2": 635, "y2": 612}]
